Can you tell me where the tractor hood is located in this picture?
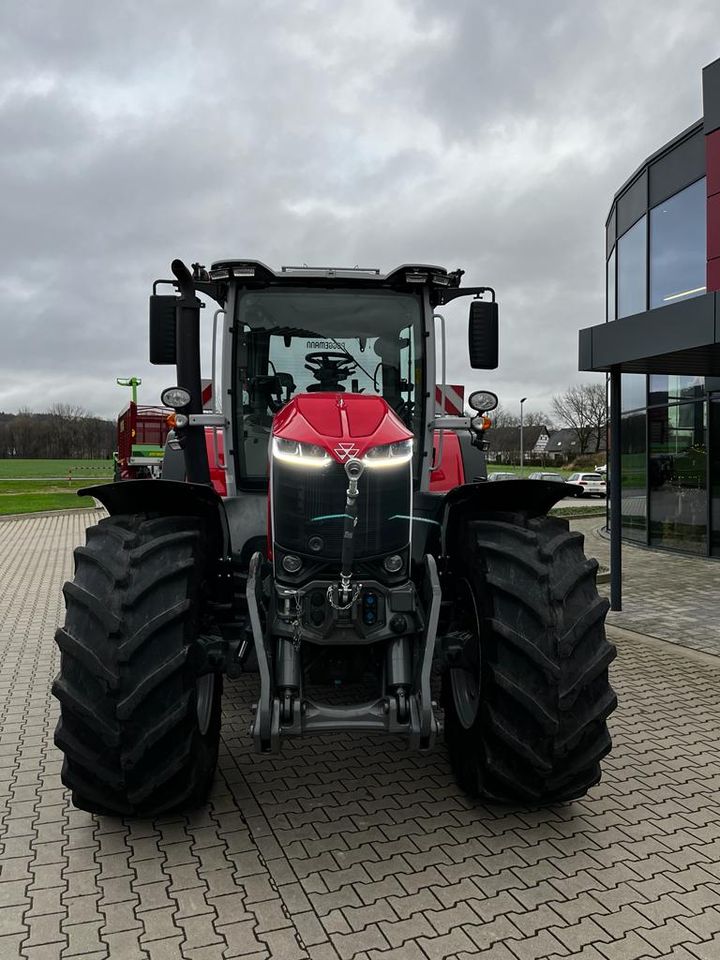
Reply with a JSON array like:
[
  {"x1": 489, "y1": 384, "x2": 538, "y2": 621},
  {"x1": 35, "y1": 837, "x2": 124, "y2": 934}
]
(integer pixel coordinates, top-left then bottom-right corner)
[{"x1": 272, "y1": 393, "x2": 413, "y2": 466}]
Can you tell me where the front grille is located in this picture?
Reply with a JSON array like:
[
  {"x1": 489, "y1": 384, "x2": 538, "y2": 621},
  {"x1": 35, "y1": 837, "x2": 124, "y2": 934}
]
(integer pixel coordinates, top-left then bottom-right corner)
[{"x1": 272, "y1": 459, "x2": 410, "y2": 559}]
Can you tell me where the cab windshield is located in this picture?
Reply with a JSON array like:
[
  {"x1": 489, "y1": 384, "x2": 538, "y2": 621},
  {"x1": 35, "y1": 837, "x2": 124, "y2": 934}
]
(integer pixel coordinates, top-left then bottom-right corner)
[{"x1": 233, "y1": 287, "x2": 424, "y2": 481}]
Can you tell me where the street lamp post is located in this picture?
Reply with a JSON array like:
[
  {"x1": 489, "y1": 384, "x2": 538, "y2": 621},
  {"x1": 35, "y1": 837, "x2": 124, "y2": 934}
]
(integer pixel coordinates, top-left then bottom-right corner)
[{"x1": 520, "y1": 397, "x2": 527, "y2": 469}]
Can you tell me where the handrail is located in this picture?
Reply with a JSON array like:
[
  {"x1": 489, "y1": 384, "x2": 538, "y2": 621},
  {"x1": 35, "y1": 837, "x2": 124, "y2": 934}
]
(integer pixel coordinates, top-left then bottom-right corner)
[
  {"x1": 211, "y1": 309, "x2": 227, "y2": 471},
  {"x1": 432, "y1": 313, "x2": 446, "y2": 471}
]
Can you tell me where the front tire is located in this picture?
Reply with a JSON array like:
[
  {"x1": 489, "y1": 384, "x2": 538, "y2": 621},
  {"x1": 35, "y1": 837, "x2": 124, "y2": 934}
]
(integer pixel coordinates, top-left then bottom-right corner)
[
  {"x1": 443, "y1": 513, "x2": 616, "y2": 804},
  {"x1": 52, "y1": 514, "x2": 222, "y2": 816}
]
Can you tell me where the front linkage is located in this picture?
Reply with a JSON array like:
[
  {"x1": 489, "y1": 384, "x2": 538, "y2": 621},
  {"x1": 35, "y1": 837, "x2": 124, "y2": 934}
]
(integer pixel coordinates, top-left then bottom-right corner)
[{"x1": 246, "y1": 548, "x2": 441, "y2": 754}]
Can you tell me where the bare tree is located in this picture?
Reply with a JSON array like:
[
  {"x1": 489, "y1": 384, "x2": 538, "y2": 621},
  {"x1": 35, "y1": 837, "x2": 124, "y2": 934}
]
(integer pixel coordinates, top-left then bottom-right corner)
[
  {"x1": 488, "y1": 403, "x2": 519, "y2": 427},
  {"x1": 551, "y1": 383, "x2": 607, "y2": 454},
  {"x1": 523, "y1": 410, "x2": 555, "y2": 430},
  {"x1": 487, "y1": 404, "x2": 554, "y2": 430}
]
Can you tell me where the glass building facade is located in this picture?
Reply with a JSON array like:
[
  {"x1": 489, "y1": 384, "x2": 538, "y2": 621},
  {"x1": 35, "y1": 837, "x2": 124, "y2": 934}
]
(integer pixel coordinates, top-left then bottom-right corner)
[
  {"x1": 581, "y1": 59, "x2": 720, "y2": 567},
  {"x1": 606, "y1": 156, "x2": 716, "y2": 556}
]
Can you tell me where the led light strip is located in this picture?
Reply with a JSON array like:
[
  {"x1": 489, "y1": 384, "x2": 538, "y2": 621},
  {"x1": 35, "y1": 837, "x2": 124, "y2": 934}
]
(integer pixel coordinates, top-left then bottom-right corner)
[{"x1": 662, "y1": 285, "x2": 706, "y2": 302}]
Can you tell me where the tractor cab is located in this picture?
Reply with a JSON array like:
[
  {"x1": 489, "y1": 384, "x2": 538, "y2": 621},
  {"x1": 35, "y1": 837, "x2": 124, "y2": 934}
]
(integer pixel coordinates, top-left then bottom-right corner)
[
  {"x1": 206, "y1": 261, "x2": 499, "y2": 497},
  {"x1": 230, "y1": 278, "x2": 425, "y2": 482}
]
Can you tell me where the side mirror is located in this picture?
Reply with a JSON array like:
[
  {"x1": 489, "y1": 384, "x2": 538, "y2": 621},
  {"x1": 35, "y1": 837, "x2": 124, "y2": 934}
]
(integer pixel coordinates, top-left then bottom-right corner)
[
  {"x1": 149, "y1": 295, "x2": 177, "y2": 365},
  {"x1": 468, "y1": 299, "x2": 498, "y2": 369}
]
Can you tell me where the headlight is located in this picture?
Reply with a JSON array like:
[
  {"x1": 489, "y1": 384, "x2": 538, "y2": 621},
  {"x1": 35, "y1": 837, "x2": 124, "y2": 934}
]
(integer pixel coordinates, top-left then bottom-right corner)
[
  {"x1": 363, "y1": 439, "x2": 413, "y2": 468},
  {"x1": 272, "y1": 436, "x2": 330, "y2": 467}
]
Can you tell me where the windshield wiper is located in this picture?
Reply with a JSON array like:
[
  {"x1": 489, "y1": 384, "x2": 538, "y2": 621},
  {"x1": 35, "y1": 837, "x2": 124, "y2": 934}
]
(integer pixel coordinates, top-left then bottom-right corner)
[{"x1": 326, "y1": 337, "x2": 376, "y2": 385}]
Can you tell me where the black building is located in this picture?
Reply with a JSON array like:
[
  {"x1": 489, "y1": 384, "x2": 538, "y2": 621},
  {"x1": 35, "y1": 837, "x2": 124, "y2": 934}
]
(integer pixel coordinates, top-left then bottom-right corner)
[{"x1": 580, "y1": 56, "x2": 720, "y2": 561}]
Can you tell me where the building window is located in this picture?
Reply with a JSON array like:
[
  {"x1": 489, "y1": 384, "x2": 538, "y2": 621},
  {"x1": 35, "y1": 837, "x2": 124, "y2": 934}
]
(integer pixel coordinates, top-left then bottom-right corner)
[
  {"x1": 649, "y1": 401, "x2": 707, "y2": 554},
  {"x1": 648, "y1": 375, "x2": 704, "y2": 406},
  {"x1": 606, "y1": 249, "x2": 616, "y2": 322},
  {"x1": 621, "y1": 410, "x2": 647, "y2": 543},
  {"x1": 621, "y1": 373, "x2": 646, "y2": 412},
  {"x1": 649, "y1": 178, "x2": 706, "y2": 308},
  {"x1": 617, "y1": 216, "x2": 647, "y2": 319}
]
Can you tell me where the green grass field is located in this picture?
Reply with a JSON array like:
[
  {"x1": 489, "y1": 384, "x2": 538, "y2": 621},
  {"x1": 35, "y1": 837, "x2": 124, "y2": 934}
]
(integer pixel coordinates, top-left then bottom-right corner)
[
  {"x1": 0, "y1": 460, "x2": 113, "y2": 515},
  {"x1": 0, "y1": 479, "x2": 101, "y2": 495},
  {"x1": 0, "y1": 459, "x2": 113, "y2": 478},
  {"x1": 0, "y1": 493, "x2": 99, "y2": 516}
]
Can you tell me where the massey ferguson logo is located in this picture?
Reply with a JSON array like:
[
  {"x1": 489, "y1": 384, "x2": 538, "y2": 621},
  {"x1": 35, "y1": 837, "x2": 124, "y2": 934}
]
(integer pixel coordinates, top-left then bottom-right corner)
[{"x1": 334, "y1": 443, "x2": 359, "y2": 461}]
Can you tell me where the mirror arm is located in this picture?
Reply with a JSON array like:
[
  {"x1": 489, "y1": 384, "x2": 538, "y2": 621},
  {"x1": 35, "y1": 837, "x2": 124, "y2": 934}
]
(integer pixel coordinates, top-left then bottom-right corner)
[
  {"x1": 152, "y1": 277, "x2": 227, "y2": 305},
  {"x1": 429, "y1": 416, "x2": 472, "y2": 431},
  {"x1": 438, "y1": 285, "x2": 496, "y2": 305}
]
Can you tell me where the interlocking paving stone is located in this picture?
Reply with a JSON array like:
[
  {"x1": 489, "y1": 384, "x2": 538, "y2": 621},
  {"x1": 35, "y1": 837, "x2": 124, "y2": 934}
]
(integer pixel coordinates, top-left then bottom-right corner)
[
  {"x1": 2, "y1": 509, "x2": 720, "y2": 959},
  {"x1": 574, "y1": 519, "x2": 720, "y2": 656}
]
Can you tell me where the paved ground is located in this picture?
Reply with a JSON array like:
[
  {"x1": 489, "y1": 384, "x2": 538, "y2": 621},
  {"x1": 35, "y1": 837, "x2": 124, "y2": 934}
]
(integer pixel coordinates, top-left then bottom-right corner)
[
  {"x1": 572, "y1": 518, "x2": 720, "y2": 656},
  {"x1": 2, "y1": 510, "x2": 720, "y2": 960}
]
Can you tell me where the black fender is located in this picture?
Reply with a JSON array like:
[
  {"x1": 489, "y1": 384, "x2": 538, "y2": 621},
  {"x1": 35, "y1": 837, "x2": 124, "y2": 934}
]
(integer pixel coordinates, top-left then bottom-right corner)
[
  {"x1": 443, "y1": 478, "x2": 580, "y2": 555},
  {"x1": 79, "y1": 479, "x2": 230, "y2": 564},
  {"x1": 447, "y1": 478, "x2": 578, "y2": 516}
]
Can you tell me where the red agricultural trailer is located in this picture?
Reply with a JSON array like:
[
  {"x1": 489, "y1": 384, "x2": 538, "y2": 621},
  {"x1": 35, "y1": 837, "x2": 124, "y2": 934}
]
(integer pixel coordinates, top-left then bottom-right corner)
[{"x1": 114, "y1": 402, "x2": 171, "y2": 479}]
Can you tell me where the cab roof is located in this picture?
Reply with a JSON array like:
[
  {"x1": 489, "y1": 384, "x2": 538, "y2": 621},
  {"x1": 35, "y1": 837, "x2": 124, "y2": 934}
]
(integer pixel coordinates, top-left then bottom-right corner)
[{"x1": 208, "y1": 260, "x2": 464, "y2": 294}]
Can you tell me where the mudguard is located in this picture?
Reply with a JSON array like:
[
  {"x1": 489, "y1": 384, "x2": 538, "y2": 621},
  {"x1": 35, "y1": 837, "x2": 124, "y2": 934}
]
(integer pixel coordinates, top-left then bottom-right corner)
[
  {"x1": 443, "y1": 478, "x2": 580, "y2": 553},
  {"x1": 79, "y1": 479, "x2": 230, "y2": 560},
  {"x1": 447, "y1": 478, "x2": 578, "y2": 516}
]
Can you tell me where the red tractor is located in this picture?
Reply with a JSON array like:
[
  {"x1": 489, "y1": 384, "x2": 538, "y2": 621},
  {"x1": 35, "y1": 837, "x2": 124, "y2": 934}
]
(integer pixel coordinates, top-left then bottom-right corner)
[{"x1": 53, "y1": 259, "x2": 616, "y2": 816}]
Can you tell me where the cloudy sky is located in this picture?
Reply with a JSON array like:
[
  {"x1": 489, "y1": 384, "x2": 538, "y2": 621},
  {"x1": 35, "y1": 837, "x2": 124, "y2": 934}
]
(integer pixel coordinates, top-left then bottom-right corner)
[{"x1": 1, "y1": 0, "x2": 719, "y2": 420}]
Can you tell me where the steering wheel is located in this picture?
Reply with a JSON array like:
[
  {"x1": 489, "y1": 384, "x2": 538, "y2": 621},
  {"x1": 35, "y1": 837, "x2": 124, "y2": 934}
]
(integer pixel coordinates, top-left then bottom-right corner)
[{"x1": 305, "y1": 351, "x2": 357, "y2": 392}]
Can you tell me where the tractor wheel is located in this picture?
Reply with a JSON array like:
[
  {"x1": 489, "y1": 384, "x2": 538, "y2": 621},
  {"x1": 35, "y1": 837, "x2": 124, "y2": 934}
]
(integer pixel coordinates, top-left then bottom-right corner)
[
  {"x1": 442, "y1": 513, "x2": 616, "y2": 804},
  {"x1": 52, "y1": 514, "x2": 222, "y2": 816}
]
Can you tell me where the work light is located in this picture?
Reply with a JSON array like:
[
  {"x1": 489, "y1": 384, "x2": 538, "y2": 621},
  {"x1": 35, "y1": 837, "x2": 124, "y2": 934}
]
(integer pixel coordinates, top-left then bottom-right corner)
[{"x1": 161, "y1": 386, "x2": 191, "y2": 408}]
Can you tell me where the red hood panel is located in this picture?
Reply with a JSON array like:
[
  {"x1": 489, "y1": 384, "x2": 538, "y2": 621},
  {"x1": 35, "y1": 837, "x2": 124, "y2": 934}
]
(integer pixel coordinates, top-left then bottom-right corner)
[{"x1": 272, "y1": 393, "x2": 413, "y2": 463}]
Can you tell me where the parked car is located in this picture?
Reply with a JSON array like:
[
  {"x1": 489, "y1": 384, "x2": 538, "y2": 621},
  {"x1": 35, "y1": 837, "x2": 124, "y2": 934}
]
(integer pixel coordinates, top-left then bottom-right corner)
[
  {"x1": 487, "y1": 471, "x2": 518, "y2": 481},
  {"x1": 528, "y1": 472, "x2": 566, "y2": 483},
  {"x1": 567, "y1": 472, "x2": 607, "y2": 498}
]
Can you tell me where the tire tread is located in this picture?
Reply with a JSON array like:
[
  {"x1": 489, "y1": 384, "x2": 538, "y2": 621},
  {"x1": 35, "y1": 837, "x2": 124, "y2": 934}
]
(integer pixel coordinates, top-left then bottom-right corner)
[
  {"x1": 53, "y1": 514, "x2": 221, "y2": 816},
  {"x1": 443, "y1": 511, "x2": 616, "y2": 803}
]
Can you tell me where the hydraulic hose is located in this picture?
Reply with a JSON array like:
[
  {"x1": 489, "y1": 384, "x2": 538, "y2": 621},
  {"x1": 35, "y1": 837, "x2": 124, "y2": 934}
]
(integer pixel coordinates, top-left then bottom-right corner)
[{"x1": 340, "y1": 459, "x2": 364, "y2": 602}]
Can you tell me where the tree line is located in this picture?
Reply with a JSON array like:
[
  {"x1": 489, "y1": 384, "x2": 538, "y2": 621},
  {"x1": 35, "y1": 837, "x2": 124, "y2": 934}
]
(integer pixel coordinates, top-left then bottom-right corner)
[{"x1": 0, "y1": 405, "x2": 114, "y2": 459}]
